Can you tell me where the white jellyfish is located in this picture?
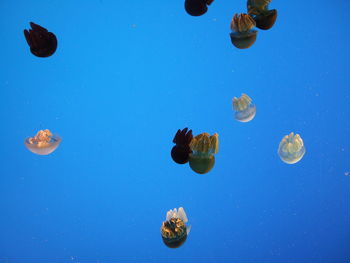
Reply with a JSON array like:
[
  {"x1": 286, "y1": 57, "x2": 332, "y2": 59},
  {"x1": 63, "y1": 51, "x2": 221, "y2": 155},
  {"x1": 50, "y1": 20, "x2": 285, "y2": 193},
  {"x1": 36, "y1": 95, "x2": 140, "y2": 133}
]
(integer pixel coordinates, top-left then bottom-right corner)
[
  {"x1": 278, "y1": 132, "x2": 305, "y2": 164},
  {"x1": 232, "y1": 93, "x2": 256, "y2": 122}
]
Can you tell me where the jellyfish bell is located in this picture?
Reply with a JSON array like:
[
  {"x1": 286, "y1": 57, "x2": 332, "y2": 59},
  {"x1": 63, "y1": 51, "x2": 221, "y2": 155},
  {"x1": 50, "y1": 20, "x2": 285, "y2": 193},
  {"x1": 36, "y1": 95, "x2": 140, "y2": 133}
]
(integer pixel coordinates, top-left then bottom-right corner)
[
  {"x1": 184, "y1": 0, "x2": 214, "y2": 16},
  {"x1": 189, "y1": 133, "x2": 218, "y2": 174},
  {"x1": 232, "y1": 93, "x2": 256, "y2": 122},
  {"x1": 278, "y1": 132, "x2": 305, "y2": 164},
  {"x1": 161, "y1": 207, "x2": 191, "y2": 248},
  {"x1": 171, "y1": 128, "x2": 193, "y2": 164},
  {"x1": 230, "y1": 13, "x2": 257, "y2": 49},
  {"x1": 247, "y1": 0, "x2": 277, "y2": 30},
  {"x1": 171, "y1": 146, "x2": 191, "y2": 164},
  {"x1": 253, "y1": 9, "x2": 277, "y2": 30},
  {"x1": 162, "y1": 221, "x2": 187, "y2": 248},
  {"x1": 25, "y1": 129, "x2": 61, "y2": 155},
  {"x1": 230, "y1": 31, "x2": 257, "y2": 49},
  {"x1": 24, "y1": 22, "x2": 57, "y2": 57},
  {"x1": 189, "y1": 153, "x2": 215, "y2": 174}
]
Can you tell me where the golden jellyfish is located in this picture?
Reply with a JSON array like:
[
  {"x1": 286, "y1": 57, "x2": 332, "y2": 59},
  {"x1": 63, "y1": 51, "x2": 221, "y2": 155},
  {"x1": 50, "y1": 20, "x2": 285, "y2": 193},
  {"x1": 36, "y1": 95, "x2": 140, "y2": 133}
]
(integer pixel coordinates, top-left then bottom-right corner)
[
  {"x1": 278, "y1": 132, "x2": 305, "y2": 164},
  {"x1": 247, "y1": 0, "x2": 277, "y2": 30},
  {"x1": 232, "y1": 93, "x2": 256, "y2": 122},
  {"x1": 25, "y1": 129, "x2": 61, "y2": 155},
  {"x1": 161, "y1": 207, "x2": 191, "y2": 248},
  {"x1": 189, "y1": 132, "x2": 218, "y2": 174},
  {"x1": 230, "y1": 13, "x2": 257, "y2": 49}
]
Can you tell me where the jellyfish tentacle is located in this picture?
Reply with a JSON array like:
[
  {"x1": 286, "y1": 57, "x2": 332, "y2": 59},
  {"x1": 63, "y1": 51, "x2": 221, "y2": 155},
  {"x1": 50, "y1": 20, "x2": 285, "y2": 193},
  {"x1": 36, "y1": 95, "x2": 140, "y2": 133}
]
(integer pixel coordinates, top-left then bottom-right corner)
[
  {"x1": 181, "y1": 127, "x2": 188, "y2": 135},
  {"x1": 185, "y1": 129, "x2": 193, "y2": 144},
  {"x1": 23, "y1": 30, "x2": 32, "y2": 46},
  {"x1": 173, "y1": 129, "x2": 181, "y2": 143},
  {"x1": 30, "y1": 22, "x2": 47, "y2": 32}
]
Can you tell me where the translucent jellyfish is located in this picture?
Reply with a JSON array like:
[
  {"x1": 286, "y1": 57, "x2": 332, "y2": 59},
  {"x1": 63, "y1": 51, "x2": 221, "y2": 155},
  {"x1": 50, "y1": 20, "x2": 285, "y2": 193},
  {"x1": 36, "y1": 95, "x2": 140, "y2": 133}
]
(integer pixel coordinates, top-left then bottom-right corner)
[
  {"x1": 184, "y1": 0, "x2": 214, "y2": 16},
  {"x1": 278, "y1": 132, "x2": 305, "y2": 164},
  {"x1": 24, "y1": 22, "x2": 57, "y2": 57},
  {"x1": 232, "y1": 93, "x2": 256, "y2": 122},
  {"x1": 189, "y1": 133, "x2": 218, "y2": 174},
  {"x1": 230, "y1": 13, "x2": 257, "y2": 49},
  {"x1": 171, "y1": 128, "x2": 193, "y2": 164},
  {"x1": 161, "y1": 207, "x2": 191, "y2": 248},
  {"x1": 25, "y1": 129, "x2": 61, "y2": 155},
  {"x1": 247, "y1": 0, "x2": 277, "y2": 30}
]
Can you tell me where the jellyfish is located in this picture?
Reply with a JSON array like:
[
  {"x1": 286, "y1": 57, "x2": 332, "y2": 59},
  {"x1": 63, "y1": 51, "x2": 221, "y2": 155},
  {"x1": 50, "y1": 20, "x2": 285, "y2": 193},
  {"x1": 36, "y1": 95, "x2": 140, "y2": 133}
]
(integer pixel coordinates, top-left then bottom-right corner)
[
  {"x1": 25, "y1": 129, "x2": 61, "y2": 155},
  {"x1": 189, "y1": 132, "x2": 218, "y2": 174},
  {"x1": 278, "y1": 132, "x2": 305, "y2": 164},
  {"x1": 171, "y1": 128, "x2": 193, "y2": 164},
  {"x1": 247, "y1": 0, "x2": 277, "y2": 30},
  {"x1": 232, "y1": 93, "x2": 256, "y2": 122},
  {"x1": 161, "y1": 207, "x2": 191, "y2": 248},
  {"x1": 24, "y1": 22, "x2": 57, "y2": 57},
  {"x1": 184, "y1": 0, "x2": 214, "y2": 16},
  {"x1": 230, "y1": 13, "x2": 257, "y2": 49}
]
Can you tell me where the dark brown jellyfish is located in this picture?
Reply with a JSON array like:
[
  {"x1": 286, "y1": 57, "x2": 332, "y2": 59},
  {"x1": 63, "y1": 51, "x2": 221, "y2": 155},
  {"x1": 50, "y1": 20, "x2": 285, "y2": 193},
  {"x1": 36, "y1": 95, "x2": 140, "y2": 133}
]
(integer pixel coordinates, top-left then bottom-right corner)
[
  {"x1": 247, "y1": 0, "x2": 277, "y2": 30},
  {"x1": 24, "y1": 22, "x2": 57, "y2": 57},
  {"x1": 230, "y1": 13, "x2": 257, "y2": 49},
  {"x1": 171, "y1": 128, "x2": 193, "y2": 164},
  {"x1": 161, "y1": 207, "x2": 191, "y2": 248},
  {"x1": 184, "y1": 0, "x2": 214, "y2": 16}
]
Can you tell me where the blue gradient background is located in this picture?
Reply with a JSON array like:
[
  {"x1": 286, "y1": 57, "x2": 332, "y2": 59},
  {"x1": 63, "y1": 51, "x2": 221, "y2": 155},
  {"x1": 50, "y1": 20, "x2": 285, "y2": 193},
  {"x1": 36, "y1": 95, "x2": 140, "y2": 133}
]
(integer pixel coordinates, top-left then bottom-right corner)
[{"x1": 0, "y1": 0, "x2": 349, "y2": 262}]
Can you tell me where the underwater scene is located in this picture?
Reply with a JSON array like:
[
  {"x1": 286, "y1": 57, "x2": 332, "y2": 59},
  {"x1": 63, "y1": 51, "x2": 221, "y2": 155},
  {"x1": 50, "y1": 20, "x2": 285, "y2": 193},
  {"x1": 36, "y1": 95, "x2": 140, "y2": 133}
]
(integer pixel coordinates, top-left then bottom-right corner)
[{"x1": 0, "y1": 0, "x2": 349, "y2": 262}]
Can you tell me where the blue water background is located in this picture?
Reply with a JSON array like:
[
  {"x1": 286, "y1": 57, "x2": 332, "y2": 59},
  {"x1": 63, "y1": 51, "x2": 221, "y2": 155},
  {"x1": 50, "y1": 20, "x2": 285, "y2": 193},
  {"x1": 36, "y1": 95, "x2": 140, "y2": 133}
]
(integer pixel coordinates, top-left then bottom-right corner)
[{"x1": 0, "y1": 0, "x2": 349, "y2": 262}]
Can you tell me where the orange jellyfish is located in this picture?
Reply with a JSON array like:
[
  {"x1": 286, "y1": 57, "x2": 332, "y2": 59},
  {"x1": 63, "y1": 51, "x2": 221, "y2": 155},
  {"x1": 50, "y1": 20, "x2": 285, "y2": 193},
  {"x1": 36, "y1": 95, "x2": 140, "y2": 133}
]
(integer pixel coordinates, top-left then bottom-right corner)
[
  {"x1": 278, "y1": 132, "x2": 305, "y2": 164},
  {"x1": 161, "y1": 207, "x2": 191, "y2": 248},
  {"x1": 232, "y1": 93, "x2": 256, "y2": 122},
  {"x1": 247, "y1": 0, "x2": 277, "y2": 30},
  {"x1": 189, "y1": 132, "x2": 218, "y2": 174},
  {"x1": 25, "y1": 129, "x2": 61, "y2": 155},
  {"x1": 230, "y1": 13, "x2": 257, "y2": 49}
]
